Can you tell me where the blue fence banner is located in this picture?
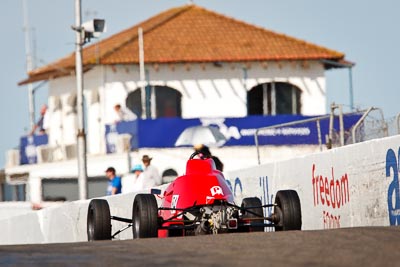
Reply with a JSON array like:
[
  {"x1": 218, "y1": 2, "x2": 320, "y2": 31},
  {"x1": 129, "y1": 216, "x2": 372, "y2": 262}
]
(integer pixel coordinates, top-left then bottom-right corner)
[
  {"x1": 20, "y1": 135, "x2": 49, "y2": 164},
  {"x1": 105, "y1": 114, "x2": 362, "y2": 152}
]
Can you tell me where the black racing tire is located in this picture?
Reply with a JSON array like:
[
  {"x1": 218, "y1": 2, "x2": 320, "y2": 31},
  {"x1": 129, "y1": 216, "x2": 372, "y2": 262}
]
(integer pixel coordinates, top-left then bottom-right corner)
[
  {"x1": 87, "y1": 199, "x2": 112, "y2": 241},
  {"x1": 241, "y1": 197, "x2": 264, "y2": 232},
  {"x1": 132, "y1": 194, "x2": 159, "y2": 238},
  {"x1": 274, "y1": 190, "x2": 302, "y2": 231}
]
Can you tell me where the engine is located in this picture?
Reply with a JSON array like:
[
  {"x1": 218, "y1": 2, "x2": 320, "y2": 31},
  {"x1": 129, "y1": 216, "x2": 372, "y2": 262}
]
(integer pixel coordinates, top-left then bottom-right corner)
[{"x1": 189, "y1": 202, "x2": 238, "y2": 235}]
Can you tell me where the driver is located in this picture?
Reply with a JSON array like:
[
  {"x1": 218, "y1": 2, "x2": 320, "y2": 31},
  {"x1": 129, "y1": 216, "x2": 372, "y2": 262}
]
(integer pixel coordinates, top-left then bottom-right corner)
[{"x1": 194, "y1": 144, "x2": 224, "y2": 172}]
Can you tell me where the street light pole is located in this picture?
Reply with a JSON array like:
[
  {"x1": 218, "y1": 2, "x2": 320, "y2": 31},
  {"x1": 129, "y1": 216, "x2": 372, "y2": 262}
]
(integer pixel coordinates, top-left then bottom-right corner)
[
  {"x1": 22, "y1": 0, "x2": 35, "y2": 130},
  {"x1": 348, "y1": 66, "x2": 354, "y2": 111},
  {"x1": 75, "y1": 0, "x2": 88, "y2": 200}
]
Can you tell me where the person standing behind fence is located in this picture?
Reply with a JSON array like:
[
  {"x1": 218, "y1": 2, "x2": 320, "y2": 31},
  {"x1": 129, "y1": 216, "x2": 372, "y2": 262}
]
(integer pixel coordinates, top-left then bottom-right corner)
[
  {"x1": 131, "y1": 164, "x2": 155, "y2": 192},
  {"x1": 105, "y1": 167, "x2": 122, "y2": 195},
  {"x1": 113, "y1": 104, "x2": 137, "y2": 122},
  {"x1": 122, "y1": 164, "x2": 143, "y2": 193},
  {"x1": 142, "y1": 155, "x2": 162, "y2": 186},
  {"x1": 30, "y1": 104, "x2": 50, "y2": 135}
]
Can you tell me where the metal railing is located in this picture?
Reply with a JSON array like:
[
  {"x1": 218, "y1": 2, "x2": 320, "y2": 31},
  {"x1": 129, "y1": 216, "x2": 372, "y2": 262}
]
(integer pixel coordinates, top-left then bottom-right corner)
[
  {"x1": 254, "y1": 107, "x2": 380, "y2": 165},
  {"x1": 254, "y1": 115, "x2": 331, "y2": 165},
  {"x1": 351, "y1": 107, "x2": 386, "y2": 144}
]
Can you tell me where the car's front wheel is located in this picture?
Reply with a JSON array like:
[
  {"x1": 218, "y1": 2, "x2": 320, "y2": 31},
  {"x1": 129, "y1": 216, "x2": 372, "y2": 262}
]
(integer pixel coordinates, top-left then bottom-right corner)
[
  {"x1": 132, "y1": 194, "x2": 159, "y2": 238},
  {"x1": 87, "y1": 199, "x2": 112, "y2": 241}
]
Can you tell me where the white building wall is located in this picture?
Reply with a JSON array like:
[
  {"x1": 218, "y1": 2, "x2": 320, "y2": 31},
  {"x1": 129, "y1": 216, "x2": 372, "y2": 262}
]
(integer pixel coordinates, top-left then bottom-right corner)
[
  {"x1": 48, "y1": 69, "x2": 106, "y2": 154},
  {"x1": 62, "y1": 93, "x2": 77, "y2": 146},
  {"x1": 46, "y1": 61, "x2": 327, "y2": 155},
  {"x1": 48, "y1": 77, "x2": 78, "y2": 147},
  {"x1": 47, "y1": 95, "x2": 63, "y2": 147},
  {"x1": 86, "y1": 90, "x2": 101, "y2": 155},
  {"x1": 99, "y1": 61, "x2": 326, "y2": 118},
  {"x1": 102, "y1": 82, "x2": 129, "y2": 122}
]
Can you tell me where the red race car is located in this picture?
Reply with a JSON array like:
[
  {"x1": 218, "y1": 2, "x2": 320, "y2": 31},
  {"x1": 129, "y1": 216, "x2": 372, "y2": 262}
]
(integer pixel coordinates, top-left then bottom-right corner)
[{"x1": 87, "y1": 152, "x2": 301, "y2": 240}]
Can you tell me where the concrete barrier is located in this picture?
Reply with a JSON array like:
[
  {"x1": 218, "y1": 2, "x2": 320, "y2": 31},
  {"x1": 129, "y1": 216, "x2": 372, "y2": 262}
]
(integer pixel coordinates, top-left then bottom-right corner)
[
  {"x1": 225, "y1": 135, "x2": 400, "y2": 230},
  {"x1": 0, "y1": 186, "x2": 169, "y2": 245},
  {"x1": 0, "y1": 135, "x2": 399, "y2": 244},
  {"x1": 0, "y1": 202, "x2": 32, "y2": 221}
]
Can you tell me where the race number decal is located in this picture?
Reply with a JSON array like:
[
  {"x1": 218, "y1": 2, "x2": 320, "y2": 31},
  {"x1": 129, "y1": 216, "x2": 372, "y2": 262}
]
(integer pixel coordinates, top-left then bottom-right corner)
[
  {"x1": 210, "y1": 186, "x2": 224, "y2": 196},
  {"x1": 171, "y1": 195, "x2": 179, "y2": 214}
]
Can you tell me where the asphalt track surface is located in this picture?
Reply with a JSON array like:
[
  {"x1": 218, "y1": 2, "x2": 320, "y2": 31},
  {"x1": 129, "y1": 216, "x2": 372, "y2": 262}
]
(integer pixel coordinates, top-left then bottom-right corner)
[{"x1": 0, "y1": 226, "x2": 399, "y2": 267}]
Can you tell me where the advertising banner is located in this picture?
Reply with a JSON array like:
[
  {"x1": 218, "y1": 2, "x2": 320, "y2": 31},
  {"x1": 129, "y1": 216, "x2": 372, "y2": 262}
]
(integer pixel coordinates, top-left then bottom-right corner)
[
  {"x1": 20, "y1": 135, "x2": 49, "y2": 165},
  {"x1": 105, "y1": 114, "x2": 362, "y2": 152}
]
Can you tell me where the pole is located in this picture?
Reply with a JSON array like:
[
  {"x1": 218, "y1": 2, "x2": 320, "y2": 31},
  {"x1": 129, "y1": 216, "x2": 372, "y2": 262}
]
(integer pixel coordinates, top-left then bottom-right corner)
[
  {"x1": 316, "y1": 119, "x2": 322, "y2": 151},
  {"x1": 22, "y1": 0, "x2": 35, "y2": 130},
  {"x1": 348, "y1": 67, "x2": 354, "y2": 111},
  {"x1": 254, "y1": 129, "x2": 260, "y2": 165},
  {"x1": 339, "y1": 104, "x2": 344, "y2": 146},
  {"x1": 75, "y1": 0, "x2": 88, "y2": 200},
  {"x1": 321, "y1": 59, "x2": 355, "y2": 112},
  {"x1": 138, "y1": 27, "x2": 146, "y2": 119}
]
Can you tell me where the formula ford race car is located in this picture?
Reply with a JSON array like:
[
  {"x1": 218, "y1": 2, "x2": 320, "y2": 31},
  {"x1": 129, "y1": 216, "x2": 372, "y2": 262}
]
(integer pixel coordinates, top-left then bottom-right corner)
[{"x1": 87, "y1": 152, "x2": 302, "y2": 240}]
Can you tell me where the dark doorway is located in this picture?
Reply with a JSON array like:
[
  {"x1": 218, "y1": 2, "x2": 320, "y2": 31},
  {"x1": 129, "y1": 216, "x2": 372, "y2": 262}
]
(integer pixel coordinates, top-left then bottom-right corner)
[
  {"x1": 126, "y1": 86, "x2": 182, "y2": 119},
  {"x1": 247, "y1": 82, "x2": 301, "y2": 115}
]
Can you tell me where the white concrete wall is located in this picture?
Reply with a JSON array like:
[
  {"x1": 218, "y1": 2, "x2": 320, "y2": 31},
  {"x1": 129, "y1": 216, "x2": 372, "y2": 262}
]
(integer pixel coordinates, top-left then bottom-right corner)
[
  {"x1": 226, "y1": 135, "x2": 400, "y2": 230},
  {"x1": 1, "y1": 135, "x2": 399, "y2": 244},
  {"x1": 0, "y1": 187, "x2": 167, "y2": 245},
  {"x1": 0, "y1": 202, "x2": 32, "y2": 221}
]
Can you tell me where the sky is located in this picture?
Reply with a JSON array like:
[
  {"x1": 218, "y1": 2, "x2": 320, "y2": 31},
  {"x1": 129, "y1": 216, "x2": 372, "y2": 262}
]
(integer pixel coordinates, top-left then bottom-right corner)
[{"x1": 0, "y1": 0, "x2": 399, "y2": 168}]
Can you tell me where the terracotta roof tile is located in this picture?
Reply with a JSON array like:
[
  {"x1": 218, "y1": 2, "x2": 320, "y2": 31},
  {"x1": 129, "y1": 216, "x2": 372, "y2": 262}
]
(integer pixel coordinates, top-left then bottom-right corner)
[{"x1": 20, "y1": 5, "x2": 348, "y2": 85}]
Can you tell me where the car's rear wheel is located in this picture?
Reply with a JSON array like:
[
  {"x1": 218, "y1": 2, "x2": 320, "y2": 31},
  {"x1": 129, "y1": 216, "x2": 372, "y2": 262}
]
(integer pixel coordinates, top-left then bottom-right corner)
[
  {"x1": 274, "y1": 190, "x2": 302, "y2": 231},
  {"x1": 241, "y1": 197, "x2": 264, "y2": 232},
  {"x1": 132, "y1": 194, "x2": 159, "y2": 238},
  {"x1": 87, "y1": 199, "x2": 112, "y2": 241}
]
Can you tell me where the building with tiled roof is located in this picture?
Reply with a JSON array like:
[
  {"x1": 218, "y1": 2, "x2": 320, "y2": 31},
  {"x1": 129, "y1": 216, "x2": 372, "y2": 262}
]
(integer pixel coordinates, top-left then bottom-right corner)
[
  {"x1": 20, "y1": 4, "x2": 350, "y2": 85},
  {"x1": 8, "y1": 4, "x2": 356, "y2": 202}
]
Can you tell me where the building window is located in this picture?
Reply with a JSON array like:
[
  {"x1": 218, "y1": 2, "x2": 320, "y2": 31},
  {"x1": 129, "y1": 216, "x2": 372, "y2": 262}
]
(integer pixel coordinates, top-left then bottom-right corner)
[
  {"x1": 126, "y1": 89, "x2": 142, "y2": 118},
  {"x1": 42, "y1": 177, "x2": 108, "y2": 201},
  {"x1": 155, "y1": 86, "x2": 182, "y2": 118},
  {"x1": 247, "y1": 82, "x2": 301, "y2": 115},
  {"x1": 1, "y1": 184, "x2": 26, "y2": 201},
  {"x1": 126, "y1": 86, "x2": 182, "y2": 119}
]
